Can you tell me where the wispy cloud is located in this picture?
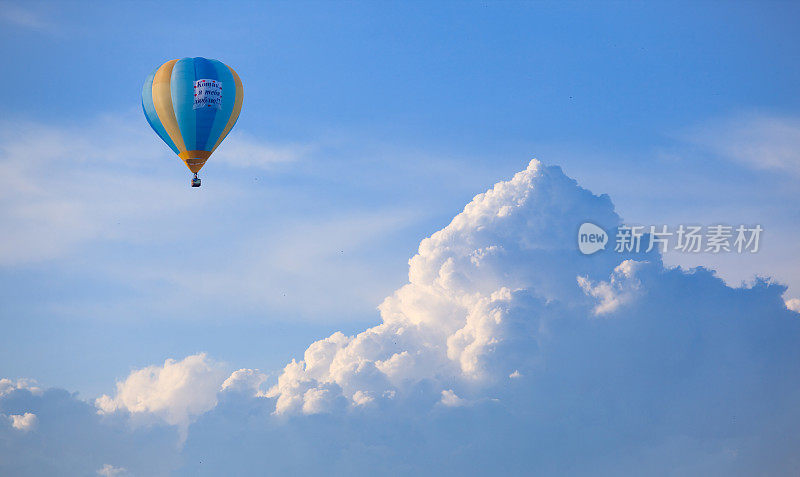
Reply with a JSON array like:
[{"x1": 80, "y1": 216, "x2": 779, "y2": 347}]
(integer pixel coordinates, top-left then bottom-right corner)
[
  {"x1": 685, "y1": 113, "x2": 800, "y2": 176},
  {"x1": 0, "y1": 114, "x2": 313, "y2": 265},
  {"x1": 213, "y1": 131, "x2": 312, "y2": 169},
  {"x1": 103, "y1": 207, "x2": 421, "y2": 322},
  {"x1": 0, "y1": 115, "x2": 204, "y2": 265},
  {"x1": 0, "y1": 2, "x2": 50, "y2": 31},
  {"x1": 0, "y1": 113, "x2": 426, "y2": 323}
]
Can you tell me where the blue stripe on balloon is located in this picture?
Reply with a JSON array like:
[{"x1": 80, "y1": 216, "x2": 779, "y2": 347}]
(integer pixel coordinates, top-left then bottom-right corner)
[
  {"x1": 141, "y1": 69, "x2": 180, "y2": 155},
  {"x1": 170, "y1": 58, "x2": 197, "y2": 151},
  {"x1": 202, "y1": 59, "x2": 236, "y2": 151},
  {"x1": 192, "y1": 57, "x2": 219, "y2": 152}
]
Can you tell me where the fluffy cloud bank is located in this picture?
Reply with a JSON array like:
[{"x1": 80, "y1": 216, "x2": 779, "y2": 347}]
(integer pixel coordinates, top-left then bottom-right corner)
[
  {"x1": 95, "y1": 354, "x2": 223, "y2": 420},
  {"x1": 3, "y1": 159, "x2": 800, "y2": 475},
  {"x1": 0, "y1": 378, "x2": 42, "y2": 398},
  {"x1": 95, "y1": 354, "x2": 231, "y2": 441},
  {"x1": 266, "y1": 160, "x2": 631, "y2": 414}
]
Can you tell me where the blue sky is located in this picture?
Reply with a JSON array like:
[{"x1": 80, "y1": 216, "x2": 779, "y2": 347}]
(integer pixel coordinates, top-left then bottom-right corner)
[{"x1": 1, "y1": 1, "x2": 800, "y2": 463}]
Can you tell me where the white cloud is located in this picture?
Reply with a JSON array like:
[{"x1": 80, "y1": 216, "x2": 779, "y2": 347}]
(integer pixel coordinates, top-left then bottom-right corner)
[
  {"x1": 212, "y1": 130, "x2": 311, "y2": 169},
  {"x1": 4, "y1": 158, "x2": 800, "y2": 474},
  {"x1": 96, "y1": 464, "x2": 126, "y2": 477},
  {"x1": 246, "y1": 158, "x2": 800, "y2": 473},
  {"x1": 266, "y1": 159, "x2": 626, "y2": 414},
  {"x1": 8, "y1": 412, "x2": 37, "y2": 432},
  {"x1": 96, "y1": 353, "x2": 227, "y2": 440},
  {"x1": 0, "y1": 378, "x2": 42, "y2": 397},
  {"x1": 686, "y1": 114, "x2": 800, "y2": 176},
  {"x1": 787, "y1": 298, "x2": 800, "y2": 313},
  {"x1": 0, "y1": 382, "x2": 180, "y2": 475},
  {"x1": 439, "y1": 389, "x2": 466, "y2": 407},
  {"x1": 351, "y1": 389, "x2": 375, "y2": 407},
  {"x1": 577, "y1": 259, "x2": 645, "y2": 315},
  {"x1": 221, "y1": 368, "x2": 268, "y2": 395}
]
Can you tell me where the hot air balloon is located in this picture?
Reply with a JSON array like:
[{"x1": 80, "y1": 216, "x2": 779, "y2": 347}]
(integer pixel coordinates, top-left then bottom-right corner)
[{"x1": 142, "y1": 57, "x2": 243, "y2": 187}]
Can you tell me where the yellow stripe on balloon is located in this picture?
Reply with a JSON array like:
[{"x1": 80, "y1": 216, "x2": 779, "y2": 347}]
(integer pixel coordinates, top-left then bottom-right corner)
[
  {"x1": 210, "y1": 65, "x2": 244, "y2": 153},
  {"x1": 152, "y1": 59, "x2": 187, "y2": 153}
]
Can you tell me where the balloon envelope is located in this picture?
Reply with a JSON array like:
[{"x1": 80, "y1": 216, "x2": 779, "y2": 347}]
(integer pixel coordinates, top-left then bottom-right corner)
[{"x1": 142, "y1": 57, "x2": 243, "y2": 173}]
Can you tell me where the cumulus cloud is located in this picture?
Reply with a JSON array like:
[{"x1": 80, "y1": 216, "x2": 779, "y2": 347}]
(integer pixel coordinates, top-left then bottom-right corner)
[
  {"x1": 3, "y1": 159, "x2": 800, "y2": 475},
  {"x1": 221, "y1": 368, "x2": 268, "y2": 395},
  {"x1": 96, "y1": 353, "x2": 227, "y2": 440},
  {"x1": 439, "y1": 389, "x2": 466, "y2": 407},
  {"x1": 0, "y1": 378, "x2": 41, "y2": 397},
  {"x1": 266, "y1": 160, "x2": 629, "y2": 414},
  {"x1": 786, "y1": 298, "x2": 800, "y2": 313},
  {"x1": 8, "y1": 412, "x2": 37, "y2": 431},
  {"x1": 230, "y1": 159, "x2": 798, "y2": 474},
  {"x1": 0, "y1": 382, "x2": 180, "y2": 475},
  {"x1": 577, "y1": 259, "x2": 645, "y2": 315}
]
